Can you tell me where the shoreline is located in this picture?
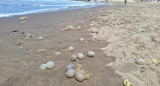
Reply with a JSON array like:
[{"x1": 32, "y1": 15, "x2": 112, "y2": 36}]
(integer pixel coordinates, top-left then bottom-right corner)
[
  {"x1": 0, "y1": 4, "x2": 122, "y2": 86},
  {"x1": 0, "y1": 2, "x2": 107, "y2": 18}
]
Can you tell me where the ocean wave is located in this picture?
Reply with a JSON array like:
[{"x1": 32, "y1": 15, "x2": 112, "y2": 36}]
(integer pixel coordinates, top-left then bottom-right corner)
[
  {"x1": 0, "y1": 0, "x2": 107, "y2": 17},
  {"x1": 32, "y1": 3, "x2": 96, "y2": 7},
  {"x1": 0, "y1": 3, "x2": 96, "y2": 7},
  {"x1": 33, "y1": 4, "x2": 57, "y2": 6},
  {"x1": 0, "y1": 9, "x2": 56, "y2": 17}
]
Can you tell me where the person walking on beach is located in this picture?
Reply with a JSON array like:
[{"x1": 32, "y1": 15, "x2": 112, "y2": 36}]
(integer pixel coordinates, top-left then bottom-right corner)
[{"x1": 124, "y1": 0, "x2": 127, "y2": 5}]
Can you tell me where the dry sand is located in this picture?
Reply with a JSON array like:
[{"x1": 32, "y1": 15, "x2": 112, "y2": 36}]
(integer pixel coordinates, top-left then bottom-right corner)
[
  {"x1": 0, "y1": 6, "x2": 122, "y2": 86},
  {"x1": 90, "y1": 2, "x2": 160, "y2": 86}
]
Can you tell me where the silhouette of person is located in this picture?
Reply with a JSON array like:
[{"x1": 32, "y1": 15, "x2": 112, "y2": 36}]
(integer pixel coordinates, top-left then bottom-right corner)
[{"x1": 124, "y1": 0, "x2": 127, "y2": 5}]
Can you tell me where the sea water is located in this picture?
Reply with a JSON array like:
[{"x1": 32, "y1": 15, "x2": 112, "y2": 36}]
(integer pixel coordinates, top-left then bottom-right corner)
[{"x1": 0, "y1": 0, "x2": 104, "y2": 17}]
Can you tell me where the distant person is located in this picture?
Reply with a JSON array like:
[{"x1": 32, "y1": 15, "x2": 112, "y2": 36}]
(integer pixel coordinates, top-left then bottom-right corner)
[
  {"x1": 124, "y1": 0, "x2": 127, "y2": 5},
  {"x1": 158, "y1": 0, "x2": 159, "y2": 2}
]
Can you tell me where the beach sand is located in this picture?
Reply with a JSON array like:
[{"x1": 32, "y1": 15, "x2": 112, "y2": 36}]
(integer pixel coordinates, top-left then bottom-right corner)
[
  {"x1": 0, "y1": 5, "x2": 122, "y2": 86},
  {"x1": 90, "y1": 2, "x2": 160, "y2": 86},
  {"x1": 0, "y1": 2, "x2": 160, "y2": 86}
]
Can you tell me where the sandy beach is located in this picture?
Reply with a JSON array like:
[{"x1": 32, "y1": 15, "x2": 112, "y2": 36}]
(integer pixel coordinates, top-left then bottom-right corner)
[
  {"x1": 0, "y1": 5, "x2": 122, "y2": 86},
  {"x1": 0, "y1": 2, "x2": 160, "y2": 86}
]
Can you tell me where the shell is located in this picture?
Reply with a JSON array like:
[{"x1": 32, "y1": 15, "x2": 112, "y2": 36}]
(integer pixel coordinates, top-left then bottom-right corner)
[
  {"x1": 26, "y1": 33, "x2": 31, "y2": 37},
  {"x1": 46, "y1": 61, "x2": 55, "y2": 69},
  {"x1": 77, "y1": 53, "x2": 84, "y2": 59},
  {"x1": 68, "y1": 46, "x2": 74, "y2": 51},
  {"x1": 55, "y1": 52, "x2": 61, "y2": 57},
  {"x1": 25, "y1": 36, "x2": 31, "y2": 39},
  {"x1": 66, "y1": 69, "x2": 75, "y2": 78},
  {"x1": 77, "y1": 26, "x2": 81, "y2": 30},
  {"x1": 91, "y1": 28, "x2": 96, "y2": 33},
  {"x1": 90, "y1": 23, "x2": 94, "y2": 27},
  {"x1": 66, "y1": 63, "x2": 75, "y2": 70},
  {"x1": 136, "y1": 58, "x2": 146, "y2": 65},
  {"x1": 38, "y1": 36, "x2": 44, "y2": 40},
  {"x1": 79, "y1": 38, "x2": 84, "y2": 41},
  {"x1": 75, "y1": 72, "x2": 85, "y2": 82},
  {"x1": 62, "y1": 25, "x2": 73, "y2": 31},
  {"x1": 67, "y1": 25, "x2": 73, "y2": 29},
  {"x1": 19, "y1": 16, "x2": 29, "y2": 20},
  {"x1": 87, "y1": 51, "x2": 95, "y2": 57},
  {"x1": 40, "y1": 64, "x2": 47, "y2": 70},
  {"x1": 71, "y1": 53, "x2": 78, "y2": 61},
  {"x1": 37, "y1": 49, "x2": 47, "y2": 52}
]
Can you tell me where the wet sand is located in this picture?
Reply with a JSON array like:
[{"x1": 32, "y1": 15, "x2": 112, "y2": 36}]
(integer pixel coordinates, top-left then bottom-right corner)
[{"x1": 0, "y1": 5, "x2": 122, "y2": 86}]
